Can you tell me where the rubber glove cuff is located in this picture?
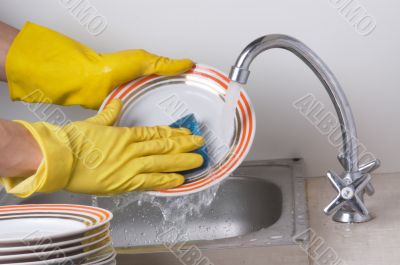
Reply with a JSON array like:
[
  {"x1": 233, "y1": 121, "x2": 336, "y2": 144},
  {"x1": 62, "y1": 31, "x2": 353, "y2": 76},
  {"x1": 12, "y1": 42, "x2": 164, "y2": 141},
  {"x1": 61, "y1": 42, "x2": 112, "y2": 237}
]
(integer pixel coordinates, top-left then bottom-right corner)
[{"x1": 0, "y1": 121, "x2": 73, "y2": 198}]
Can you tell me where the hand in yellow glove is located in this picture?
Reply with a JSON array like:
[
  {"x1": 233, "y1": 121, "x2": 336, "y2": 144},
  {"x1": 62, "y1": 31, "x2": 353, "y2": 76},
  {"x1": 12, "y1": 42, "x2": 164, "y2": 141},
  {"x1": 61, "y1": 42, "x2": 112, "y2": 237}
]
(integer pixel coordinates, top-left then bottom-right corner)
[
  {"x1": 0, "y1": 99, "x2": 204, "y2": 198},
  {"x1": 5, "y1": 22, "x2": 193, "y2": 109}
]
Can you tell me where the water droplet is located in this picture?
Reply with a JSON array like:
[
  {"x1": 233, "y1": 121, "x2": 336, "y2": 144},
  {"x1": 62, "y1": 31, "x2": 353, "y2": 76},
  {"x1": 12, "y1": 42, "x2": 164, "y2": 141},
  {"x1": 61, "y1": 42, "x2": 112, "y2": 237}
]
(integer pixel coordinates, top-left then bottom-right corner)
[
  {"x1": 270, "y1": 235, "x2": 283, "y2": 240},
  {"x1": 91, "y1": 196, "x2": 99, "y2": 207}
]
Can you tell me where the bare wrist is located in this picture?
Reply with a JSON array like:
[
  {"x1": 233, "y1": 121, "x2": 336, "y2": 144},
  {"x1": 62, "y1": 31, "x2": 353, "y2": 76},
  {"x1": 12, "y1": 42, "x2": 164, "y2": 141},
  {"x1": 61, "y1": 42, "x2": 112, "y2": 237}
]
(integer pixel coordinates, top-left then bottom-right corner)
[
  {"x1": 0, "y1": 21, "x2": 19, "y2": 81},
  {"x1": 0, "y1": 120, "x2": 43, "y2": 177}
]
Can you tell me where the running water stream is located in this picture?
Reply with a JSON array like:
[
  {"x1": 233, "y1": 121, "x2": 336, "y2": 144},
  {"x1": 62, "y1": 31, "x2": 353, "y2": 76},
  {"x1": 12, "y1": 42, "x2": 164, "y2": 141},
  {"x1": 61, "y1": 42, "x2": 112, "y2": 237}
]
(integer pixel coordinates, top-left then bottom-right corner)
[
  {"x1": 91, "y1": 183, "x2": 222, "y2": 245},
  {"x1": 219, "y1": 81, "x2": 242, "y2": 143}
]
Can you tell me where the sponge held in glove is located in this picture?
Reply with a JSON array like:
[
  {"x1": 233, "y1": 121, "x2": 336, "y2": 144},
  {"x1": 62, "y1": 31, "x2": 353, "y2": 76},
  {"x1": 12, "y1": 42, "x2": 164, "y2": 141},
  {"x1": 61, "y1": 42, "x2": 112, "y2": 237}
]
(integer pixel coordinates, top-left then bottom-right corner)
[{"x1": 169, "y1": 114, "x2": 209, "y2": 175}]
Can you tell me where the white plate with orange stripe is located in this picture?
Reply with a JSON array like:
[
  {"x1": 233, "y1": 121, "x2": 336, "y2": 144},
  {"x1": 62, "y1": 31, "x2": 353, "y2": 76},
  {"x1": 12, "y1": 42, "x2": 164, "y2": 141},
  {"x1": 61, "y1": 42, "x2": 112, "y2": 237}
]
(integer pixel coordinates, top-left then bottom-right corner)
[
  {"x1": 100, "y1": 64, "x2": 256, "y2": 196},
  {"x1": 0, "y1": 223, "x2": 109, "y2": 254},
  {"x1": 0, "y1": 204, "x2": 112, "y2": 245},
  {"x1": 0, "y1": 231, "x2": 111, "y2": 262}
]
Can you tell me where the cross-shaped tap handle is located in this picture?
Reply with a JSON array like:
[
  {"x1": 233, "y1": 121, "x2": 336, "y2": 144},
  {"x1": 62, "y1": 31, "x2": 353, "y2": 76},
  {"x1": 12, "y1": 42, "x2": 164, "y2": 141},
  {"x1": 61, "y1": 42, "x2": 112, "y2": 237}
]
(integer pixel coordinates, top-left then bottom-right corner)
[
  {"x1": 337, "y1": 154, "x2": 380, "y2": 196},
  {"x1": 324, "y1": 170, "x2": 372, "y2": 216}
]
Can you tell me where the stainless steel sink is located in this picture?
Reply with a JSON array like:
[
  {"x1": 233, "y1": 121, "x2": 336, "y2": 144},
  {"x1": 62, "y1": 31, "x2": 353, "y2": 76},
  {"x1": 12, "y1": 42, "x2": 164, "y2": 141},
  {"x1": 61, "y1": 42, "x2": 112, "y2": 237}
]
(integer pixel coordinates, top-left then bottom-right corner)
[{"x1": 0, "y1": 159, "x2": 309, "y2": 265}]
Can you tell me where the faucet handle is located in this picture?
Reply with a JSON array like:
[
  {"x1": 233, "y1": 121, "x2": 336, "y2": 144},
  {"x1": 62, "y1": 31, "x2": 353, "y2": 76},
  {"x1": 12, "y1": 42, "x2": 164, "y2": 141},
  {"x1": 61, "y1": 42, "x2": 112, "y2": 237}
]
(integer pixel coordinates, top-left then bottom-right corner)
[
  {"x1": 359, "y1": 159, "x2": 380, "y2": 196},
  {"x1": 359, "y1": 159, "x2": 380, "y2": 174},
  {"x1": 364, "y1": 178, "x2": 375, "y2": 196},
  {"x1": 324, "y1": 171, "x2": 371, "y2": 216},
  {"x1": 337, "y1": 154, "x2": 379, "y2": 196}
]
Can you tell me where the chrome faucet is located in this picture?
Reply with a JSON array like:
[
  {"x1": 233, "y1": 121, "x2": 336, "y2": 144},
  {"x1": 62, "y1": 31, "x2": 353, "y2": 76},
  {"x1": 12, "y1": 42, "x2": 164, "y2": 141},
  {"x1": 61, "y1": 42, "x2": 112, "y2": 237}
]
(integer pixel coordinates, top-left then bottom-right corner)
[{"x1": 229, "y1": 34, "x2": 380, "y2": 223}]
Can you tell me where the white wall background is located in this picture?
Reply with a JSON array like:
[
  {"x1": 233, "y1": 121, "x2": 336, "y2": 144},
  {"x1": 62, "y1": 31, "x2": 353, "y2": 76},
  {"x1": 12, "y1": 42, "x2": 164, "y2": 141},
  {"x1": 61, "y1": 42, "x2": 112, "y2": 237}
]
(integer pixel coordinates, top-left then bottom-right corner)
[{"x1": 0, "y1": 0, "x2": 398, "y2": 177}]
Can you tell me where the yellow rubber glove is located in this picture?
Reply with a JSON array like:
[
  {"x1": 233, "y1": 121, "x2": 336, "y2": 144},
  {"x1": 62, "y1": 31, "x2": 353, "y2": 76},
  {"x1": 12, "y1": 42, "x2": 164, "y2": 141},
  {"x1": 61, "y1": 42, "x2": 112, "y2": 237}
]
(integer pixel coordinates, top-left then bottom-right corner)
[
  {"x1": 5, "y1": 22, "x2": 193, "y2": 109},
  {"x1": 0, "y1": 99, "x2": 204, "y2": 198}
]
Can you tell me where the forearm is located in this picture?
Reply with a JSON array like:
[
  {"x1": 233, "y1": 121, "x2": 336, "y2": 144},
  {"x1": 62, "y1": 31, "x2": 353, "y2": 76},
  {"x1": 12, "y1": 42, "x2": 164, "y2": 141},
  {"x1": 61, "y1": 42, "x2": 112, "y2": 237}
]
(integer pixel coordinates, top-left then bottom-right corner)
[
  {"x1": 0, "y1": 21, "x2": 18, "y2": 81},
  {"x1": 0, "y1": 22, "x2": 41, "y2": 176},
  {"x1": 0, "y1": 119, "x2": 42, "y2": 177}
]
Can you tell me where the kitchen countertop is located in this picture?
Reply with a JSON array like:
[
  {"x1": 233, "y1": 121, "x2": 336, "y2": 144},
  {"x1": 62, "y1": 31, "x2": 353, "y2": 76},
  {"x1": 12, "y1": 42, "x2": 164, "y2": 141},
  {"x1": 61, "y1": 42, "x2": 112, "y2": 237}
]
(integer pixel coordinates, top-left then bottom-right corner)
[{"x1": 307, "y1": 172, "x2": 400, "y2": 265}]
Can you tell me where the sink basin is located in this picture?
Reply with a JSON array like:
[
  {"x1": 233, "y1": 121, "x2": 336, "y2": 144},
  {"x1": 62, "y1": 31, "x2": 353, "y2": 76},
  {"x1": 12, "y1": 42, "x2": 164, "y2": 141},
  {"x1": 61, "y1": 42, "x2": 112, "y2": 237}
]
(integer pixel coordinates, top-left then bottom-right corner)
[
  {"x1": 112, "y1": 176, "x2": 283, "y2": 245},
  {"x1": 0, "y1": 159, "x2": 309, "y2": 265}
]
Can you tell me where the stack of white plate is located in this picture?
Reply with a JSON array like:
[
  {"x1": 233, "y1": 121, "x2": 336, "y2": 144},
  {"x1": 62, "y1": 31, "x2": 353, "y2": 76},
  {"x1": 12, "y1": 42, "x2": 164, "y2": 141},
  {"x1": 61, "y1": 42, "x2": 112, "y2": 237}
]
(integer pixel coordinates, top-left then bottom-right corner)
[{"x1": 0, "y1": 204, "x2": 115, "y2": 265}]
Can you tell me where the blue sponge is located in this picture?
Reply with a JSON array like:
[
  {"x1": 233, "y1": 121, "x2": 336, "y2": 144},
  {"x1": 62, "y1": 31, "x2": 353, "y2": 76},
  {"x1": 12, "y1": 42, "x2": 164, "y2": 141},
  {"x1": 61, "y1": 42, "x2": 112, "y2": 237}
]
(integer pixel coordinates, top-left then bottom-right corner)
[{"x1": 169, "y1": 114, "x2": 209, "y2": 175}]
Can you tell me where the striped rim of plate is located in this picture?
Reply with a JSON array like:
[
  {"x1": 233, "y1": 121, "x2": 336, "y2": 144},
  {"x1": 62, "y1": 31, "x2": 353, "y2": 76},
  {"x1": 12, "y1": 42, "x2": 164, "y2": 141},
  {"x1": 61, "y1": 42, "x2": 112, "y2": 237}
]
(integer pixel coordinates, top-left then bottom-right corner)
[
  {"x1": 0, "y1": 238, "x2": 113, "y2": 265},
  {"x1": 0, "y1": 231, "x2": 111, "y2": 262},
  {"x1": 0, "y1": 204, "x2": 112, "y2": 245},
  {"x1": 0, "y1": 223, "x2": 109, "y2": 254}
]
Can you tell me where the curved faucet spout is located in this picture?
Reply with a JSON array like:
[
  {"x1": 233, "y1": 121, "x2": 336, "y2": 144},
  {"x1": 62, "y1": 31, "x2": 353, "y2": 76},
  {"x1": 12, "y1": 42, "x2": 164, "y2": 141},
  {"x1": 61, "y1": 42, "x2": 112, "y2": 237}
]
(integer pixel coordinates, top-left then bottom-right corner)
[
  {"x1": 229, "y1": 34, "x2": 358, "y2": 173},
  {"x1": 229, "y1": 34, "x2": 380, "y2": 223}
]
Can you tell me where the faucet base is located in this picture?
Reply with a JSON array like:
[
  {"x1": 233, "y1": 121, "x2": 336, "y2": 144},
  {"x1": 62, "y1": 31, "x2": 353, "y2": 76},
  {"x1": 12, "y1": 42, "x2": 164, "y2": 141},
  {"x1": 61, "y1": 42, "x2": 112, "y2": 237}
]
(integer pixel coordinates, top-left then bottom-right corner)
[{"x1": 332, "y1": 210, "x2": 374, "y2": 223}]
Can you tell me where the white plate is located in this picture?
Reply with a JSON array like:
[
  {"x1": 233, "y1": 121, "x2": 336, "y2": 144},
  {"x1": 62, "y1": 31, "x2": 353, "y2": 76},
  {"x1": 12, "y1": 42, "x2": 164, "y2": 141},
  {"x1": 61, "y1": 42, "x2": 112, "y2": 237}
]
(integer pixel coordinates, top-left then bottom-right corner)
[
  {"x1": 0, "y1": 231, "x2": 111, "y2": 262},
  {"x1": 1, "y1": 238, "x2": 113, "y2": 265},
  {"x1": 100, "y1": 64, "x2": 256, "y2": 196},
  {"x1": 0, "y1": 204, "x2": 112, "y2": 245},
  {"x1": 0, "y1": 220, "x2": 109, "y2": 254}
]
